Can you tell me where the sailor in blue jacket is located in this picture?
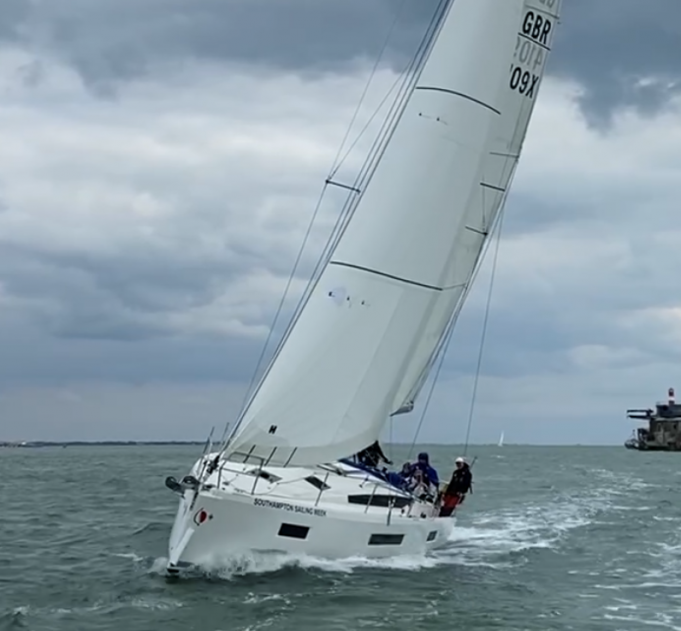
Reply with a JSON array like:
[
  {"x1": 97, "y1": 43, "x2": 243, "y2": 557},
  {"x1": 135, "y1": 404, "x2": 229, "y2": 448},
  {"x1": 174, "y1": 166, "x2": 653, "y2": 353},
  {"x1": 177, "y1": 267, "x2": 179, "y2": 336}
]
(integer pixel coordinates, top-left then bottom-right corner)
[
  {"x1": 412, "y1": 451, "x2": 439, "y2": 488},
  {"x1": 386, "y1": 453, "x2": 439, "y2": 494}
]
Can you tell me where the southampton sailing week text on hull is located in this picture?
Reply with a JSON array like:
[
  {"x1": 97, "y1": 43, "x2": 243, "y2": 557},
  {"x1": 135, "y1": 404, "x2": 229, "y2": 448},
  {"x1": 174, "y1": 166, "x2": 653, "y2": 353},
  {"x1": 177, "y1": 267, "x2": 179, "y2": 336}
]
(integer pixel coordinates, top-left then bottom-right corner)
[{"x1": 162, "y1": 0, "x2": 561, "y2": 573}]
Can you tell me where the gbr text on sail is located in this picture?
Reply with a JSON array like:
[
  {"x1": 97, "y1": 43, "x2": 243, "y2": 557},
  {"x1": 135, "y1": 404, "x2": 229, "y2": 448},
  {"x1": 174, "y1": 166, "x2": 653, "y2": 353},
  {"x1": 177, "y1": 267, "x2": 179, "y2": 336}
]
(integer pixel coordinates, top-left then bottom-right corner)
[{"x1": 508, "y1": 3, "x2": 555, "y2": 100}]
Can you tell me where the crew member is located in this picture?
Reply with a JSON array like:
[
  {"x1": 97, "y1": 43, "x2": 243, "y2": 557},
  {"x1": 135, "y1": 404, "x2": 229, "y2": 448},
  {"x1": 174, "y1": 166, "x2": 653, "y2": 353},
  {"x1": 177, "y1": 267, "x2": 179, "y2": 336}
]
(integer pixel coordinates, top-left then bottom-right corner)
[
  {"x1": 387, "y1": 462, "x2": 412, "y2": 489},
  {"x1": 357, "y1": 440, "x2": 393, "y2": 468},
  {"x1": 412, "y1": 452, "x2": 439, "y2": 489},
  {"x1": 439, "y1": 456, "x2": 473, "y2": 517}
]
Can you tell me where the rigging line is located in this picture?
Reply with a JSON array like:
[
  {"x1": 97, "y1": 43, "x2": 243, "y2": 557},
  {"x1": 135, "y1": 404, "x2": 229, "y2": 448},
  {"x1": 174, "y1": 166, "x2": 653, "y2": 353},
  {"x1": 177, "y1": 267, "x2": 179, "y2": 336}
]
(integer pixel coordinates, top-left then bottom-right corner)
[
  {"x1": 406, "y1": 306, "x2": 456, "y2": 461},
  {"x1": 328, "y1": 69, "x2": 407, "y2": 182},
  {"x1": 287, "y1": 0, "x2": 452, "y2": 318},
  {"x1": 389, "y1": 416, "x2": 394, "y2": 463},
  {"x1": 279, "y1": 2, "x2": 452, "y2": 454},
  {"x1": 218, "y1": 1, "x2": 440, "y2": 447},
  {"x1": 329, "y1": 0, "x2": 450, "y2": 194},
  {"x1": 342, "y1": 0, "x2": 450, "y2": 184},
  {"x1": 458, "y1": 63, "x2": 535, "y2": 454},
  {"x1": 290, "y1": 66, "x2": 409, "y2": 321},
  {"x1": 324, "y1": 0, "x2": 447, "y2": 245},
  {"x1": 462, "y1": 195, "x2": 506, "y2": 456},
  {"x1": 405, "y1": 173, "x2": 510, "y2": 459},
  {"x1": 324, "y1": 0, "x2": 451, "y2": 251},
  {"x1": 460, "y1": 127, "x2": 528, "y2": 455},
  {"x1": 341, "y1": 0, "x2": 452, "y2": 173},
  {"x1": 223, "y1": 0, "x2": 453, "y2": 449},
  {"x1": 219, "y1": 181, "x2": 330, "y2": 444},
  {"x1": 328, "y1": 0, "x2": 450, "y2": 182},
  {"x1": 337, "y1": 1, "x2": 453, "y2": 419},
  {"x1": 406, "y1": 64, "x2": 536, "y2": 455},
  {"x1": 328, "y1": 0, "x2": 409, "y2": 177}
]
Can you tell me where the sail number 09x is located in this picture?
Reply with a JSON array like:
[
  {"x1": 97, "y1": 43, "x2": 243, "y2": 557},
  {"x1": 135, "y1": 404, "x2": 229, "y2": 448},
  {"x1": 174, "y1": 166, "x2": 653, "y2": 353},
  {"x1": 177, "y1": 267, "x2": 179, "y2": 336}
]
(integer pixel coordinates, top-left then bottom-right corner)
[{"x1": 508, "y1": 66, "x2": 539, "y2": 99}]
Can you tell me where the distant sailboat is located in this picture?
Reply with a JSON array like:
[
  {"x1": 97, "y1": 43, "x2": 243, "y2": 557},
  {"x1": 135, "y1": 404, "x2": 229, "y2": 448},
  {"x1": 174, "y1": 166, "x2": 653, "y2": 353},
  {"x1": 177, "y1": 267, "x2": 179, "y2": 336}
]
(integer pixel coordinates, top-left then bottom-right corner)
[
  {"x1": 163, "y1": 0, "x2": 561, "y2": 574},
  {"x1": 498, "y1": 431, "x2": 505, "y2": 447}
]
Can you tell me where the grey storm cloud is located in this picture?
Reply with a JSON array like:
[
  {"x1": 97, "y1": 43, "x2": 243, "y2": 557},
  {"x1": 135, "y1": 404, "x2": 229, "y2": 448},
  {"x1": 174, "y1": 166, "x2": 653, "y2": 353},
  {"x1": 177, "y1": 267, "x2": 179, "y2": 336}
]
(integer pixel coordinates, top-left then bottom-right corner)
[
  {"x1": 0, "y1": 0, "x2": 29, "y2": 41},
  {"x1": 0, "y1": 0, "x2": 679, "y2": 443},
  {"x1": 554, "y1": 0, "x2": 681, "y2": 124},
  {"x1": 2, "y1": 0, "x2": 681, "y2": 121},
  {"x1": 0, "y1": 315, "x2": 261, "y2": 386}
]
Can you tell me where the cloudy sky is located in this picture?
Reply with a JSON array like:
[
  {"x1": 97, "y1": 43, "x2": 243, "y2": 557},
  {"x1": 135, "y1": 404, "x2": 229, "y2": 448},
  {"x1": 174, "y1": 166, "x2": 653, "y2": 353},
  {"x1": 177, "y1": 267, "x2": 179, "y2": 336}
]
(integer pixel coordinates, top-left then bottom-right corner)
[{"x1": 1, "y1": 0, "x2": 680, "y2": 446}]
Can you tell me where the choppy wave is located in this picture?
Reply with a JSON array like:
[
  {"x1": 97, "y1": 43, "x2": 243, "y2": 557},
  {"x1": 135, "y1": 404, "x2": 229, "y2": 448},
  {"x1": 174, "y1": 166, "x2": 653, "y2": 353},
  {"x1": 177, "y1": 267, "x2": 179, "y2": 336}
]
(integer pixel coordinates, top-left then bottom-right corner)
[{"x1": 5, "y1": 445, "x2": 681, "y2": 631}]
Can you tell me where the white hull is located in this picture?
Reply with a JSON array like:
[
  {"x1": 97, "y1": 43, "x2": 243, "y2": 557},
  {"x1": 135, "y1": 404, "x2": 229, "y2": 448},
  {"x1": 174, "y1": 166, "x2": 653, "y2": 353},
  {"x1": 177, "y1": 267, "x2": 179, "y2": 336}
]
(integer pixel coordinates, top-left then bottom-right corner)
[{"x1": 166, "y1": 453, "x2": 457, "y2": 573}]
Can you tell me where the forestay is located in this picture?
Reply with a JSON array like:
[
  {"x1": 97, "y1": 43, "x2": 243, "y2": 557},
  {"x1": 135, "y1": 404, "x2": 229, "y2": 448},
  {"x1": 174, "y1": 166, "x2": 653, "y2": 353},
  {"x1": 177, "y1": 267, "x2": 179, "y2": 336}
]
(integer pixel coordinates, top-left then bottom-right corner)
[
  {"x1": 226, "y1": 0, "x2": 528, "y2": 467},
  {"x1": 392, "y1": 0, "x2": 562, "y2": 414}
]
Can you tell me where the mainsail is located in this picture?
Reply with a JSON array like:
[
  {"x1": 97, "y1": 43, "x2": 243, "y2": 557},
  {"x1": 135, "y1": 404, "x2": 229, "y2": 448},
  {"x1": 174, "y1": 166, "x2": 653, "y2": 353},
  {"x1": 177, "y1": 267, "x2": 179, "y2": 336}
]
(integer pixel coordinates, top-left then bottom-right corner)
[
  {"x1": 392, "y1": 0, "x2": 562, "y2": 415},
  {"x1": 225, "y1": 0, "x2": 553, "y2": 467}
]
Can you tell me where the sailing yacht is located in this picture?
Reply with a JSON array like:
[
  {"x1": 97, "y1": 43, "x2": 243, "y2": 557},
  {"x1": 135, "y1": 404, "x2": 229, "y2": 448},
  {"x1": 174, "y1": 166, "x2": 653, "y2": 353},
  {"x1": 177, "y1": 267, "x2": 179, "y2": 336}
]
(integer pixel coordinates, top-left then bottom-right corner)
[{"x1": 164, "y1": 0, "x2": 561, "y2": 573}]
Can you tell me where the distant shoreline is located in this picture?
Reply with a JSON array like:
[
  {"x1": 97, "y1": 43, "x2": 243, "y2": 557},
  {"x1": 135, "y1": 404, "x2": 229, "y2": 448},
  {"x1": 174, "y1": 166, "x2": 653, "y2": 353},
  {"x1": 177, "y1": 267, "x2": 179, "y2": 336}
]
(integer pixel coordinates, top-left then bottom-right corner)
[
  {"x1": 0, "y1": 441, "x2": 207, "y2": 448},
  {"x1": 0, "y1": 441, "x2": 620, "y2": 448}
]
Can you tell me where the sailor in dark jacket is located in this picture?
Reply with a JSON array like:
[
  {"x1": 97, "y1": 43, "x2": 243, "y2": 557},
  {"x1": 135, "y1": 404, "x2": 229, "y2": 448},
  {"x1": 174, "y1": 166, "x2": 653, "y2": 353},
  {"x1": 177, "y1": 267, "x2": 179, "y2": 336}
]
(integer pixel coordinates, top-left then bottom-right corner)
[
  {"x1": 357, "y1": 440, "x2": 393, "y2": 468},
  {"x1": 447, "y1": 457, "x2": 472, "y2": 495},
  {"x1": 438, "y1": 456, "x2": 473, "y2": 517}
]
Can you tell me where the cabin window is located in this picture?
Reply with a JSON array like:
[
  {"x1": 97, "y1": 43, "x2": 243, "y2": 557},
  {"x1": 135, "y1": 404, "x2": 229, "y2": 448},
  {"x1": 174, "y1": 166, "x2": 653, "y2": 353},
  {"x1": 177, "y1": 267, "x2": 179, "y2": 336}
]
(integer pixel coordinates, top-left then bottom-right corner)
[
  {"x1": 278, "y1": 523, "x2": 309, "y2": 539},
  {"x1": 368, "y1": 533, "x2": 404, "y2": 546},
  {"x1": 427, "y1": 531, "x2": 437, "y2": 542},
  {"x1": 305, "y1": 476, "x2": 330, "y2": 491},
  {"x1": 347, "y1": 494, "x2": 412, "y2": 509}
]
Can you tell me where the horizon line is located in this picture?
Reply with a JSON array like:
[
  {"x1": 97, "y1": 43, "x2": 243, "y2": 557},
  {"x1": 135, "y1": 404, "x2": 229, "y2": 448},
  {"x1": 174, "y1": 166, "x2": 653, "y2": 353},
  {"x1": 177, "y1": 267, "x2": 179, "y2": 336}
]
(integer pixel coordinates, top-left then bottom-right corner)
[{"x1": 0, "y1": 439, "x2": 624, "y2": 447}]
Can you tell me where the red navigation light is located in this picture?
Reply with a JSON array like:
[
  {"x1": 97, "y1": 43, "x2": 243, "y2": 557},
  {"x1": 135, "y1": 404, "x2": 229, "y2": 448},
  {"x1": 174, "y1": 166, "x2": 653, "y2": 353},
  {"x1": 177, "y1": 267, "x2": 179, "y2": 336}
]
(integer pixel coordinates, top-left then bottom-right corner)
[{"x1": 193, "y1": 508, "x2": 210, "y2": 526}]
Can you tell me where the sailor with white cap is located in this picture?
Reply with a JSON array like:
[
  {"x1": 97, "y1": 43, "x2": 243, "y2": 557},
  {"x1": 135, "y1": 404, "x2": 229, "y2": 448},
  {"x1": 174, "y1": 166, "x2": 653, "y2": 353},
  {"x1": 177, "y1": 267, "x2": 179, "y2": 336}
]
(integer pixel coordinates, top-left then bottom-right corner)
[
  {"x1": 438, "y1": 456, "x2": 473, "y2": 516},
  {"x1": 448, "y1": 456, "x2": 473, "y2": 497}
]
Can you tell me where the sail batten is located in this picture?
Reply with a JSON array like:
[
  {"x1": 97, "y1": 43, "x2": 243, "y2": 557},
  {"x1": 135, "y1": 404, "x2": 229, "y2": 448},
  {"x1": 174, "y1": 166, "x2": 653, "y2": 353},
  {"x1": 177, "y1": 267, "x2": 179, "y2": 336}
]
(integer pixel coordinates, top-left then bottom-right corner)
[
  {"x1": 328, "y1": 261, "x2": 445, "y2": 292},
  {"x1": 414, "y1": 86, "x2": 503, "y2": 115},
  {"x1": 226, "y1": 0, "x2": 553, "y2": 467}
]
